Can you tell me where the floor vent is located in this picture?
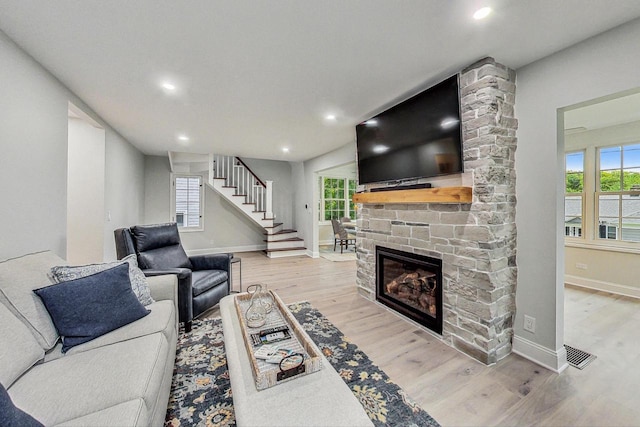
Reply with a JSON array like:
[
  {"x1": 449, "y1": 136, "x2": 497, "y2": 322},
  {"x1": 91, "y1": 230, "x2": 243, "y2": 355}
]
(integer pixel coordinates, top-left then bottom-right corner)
[{"x1": 564, "y1": 344, "x2": 596, "y2": 369}]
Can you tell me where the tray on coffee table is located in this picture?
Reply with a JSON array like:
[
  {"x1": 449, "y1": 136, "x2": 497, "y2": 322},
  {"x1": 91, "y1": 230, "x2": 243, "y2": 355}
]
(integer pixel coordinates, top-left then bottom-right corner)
[{"x1": 233, "y1": 290, "x2": 323, "y2": 390}]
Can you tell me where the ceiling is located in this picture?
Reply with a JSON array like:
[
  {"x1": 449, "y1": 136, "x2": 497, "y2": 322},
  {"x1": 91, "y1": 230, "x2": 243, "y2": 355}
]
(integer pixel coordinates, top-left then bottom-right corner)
[
  {"x1": 2, "y1": 1, "x2": 640, "y2": 161},
  {"x1": 564, "y1": 91, "x2": 640, "y2": 132}
]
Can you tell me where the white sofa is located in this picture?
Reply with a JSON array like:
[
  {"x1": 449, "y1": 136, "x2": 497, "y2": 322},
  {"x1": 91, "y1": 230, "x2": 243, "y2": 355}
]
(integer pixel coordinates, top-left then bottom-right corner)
[{"x1": 0, "y1": 251, "x2": 178, "y2": 426}]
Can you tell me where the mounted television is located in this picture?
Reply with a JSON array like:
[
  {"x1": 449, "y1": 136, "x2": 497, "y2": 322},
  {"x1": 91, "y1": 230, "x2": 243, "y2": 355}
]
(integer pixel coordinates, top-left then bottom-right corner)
[{"x1": 356, "y1": 75, "x2": 463, "y2": 185}]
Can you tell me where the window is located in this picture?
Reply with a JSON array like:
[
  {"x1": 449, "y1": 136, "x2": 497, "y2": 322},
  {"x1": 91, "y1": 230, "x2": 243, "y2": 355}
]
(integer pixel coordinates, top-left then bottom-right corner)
[
  {"x1": 597, "y1": 144, "x2": 640, "y2": 242},
  {"x1": 172, "y1": 175, "x2": 203, "y2": 230},
  {"x1": 564, "y1": 151, "x2": 584, "y2": 238},
  {"x1": 320, "y1": 177, "x2": 357, "y2": 221}
]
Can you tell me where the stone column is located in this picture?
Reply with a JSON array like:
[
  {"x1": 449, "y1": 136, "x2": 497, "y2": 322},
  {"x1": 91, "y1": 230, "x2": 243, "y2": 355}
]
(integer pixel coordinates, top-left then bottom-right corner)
[{"x1": 449, "y1": 57, "x2": 518, "y2": 363}]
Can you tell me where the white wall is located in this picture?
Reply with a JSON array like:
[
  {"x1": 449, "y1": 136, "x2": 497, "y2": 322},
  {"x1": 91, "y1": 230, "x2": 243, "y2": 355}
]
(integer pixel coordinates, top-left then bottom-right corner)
[
  {"x1": 103, "y1": 127, "x2": 146, "y2": 260},
  {"x1": 143, "y1": 155, "x2": 274, "y2": 253},
  {"x1": 294, "y1": 142, "x2": 357, "y2": 257},
  {"x1": 67, "y1": 116, "x2": 105, "y2": 263},
  {"x1": 144, "y1": 156, "x2": 171, "y2": 225},
  {"x1": 0, "y1": 29, "x2": 145, "y2": 261},
  {"x1": 241, "y1": 158, "x2": 294, "y2": 228},
  {"x1": 514, "y1": 18, "x2": 640, "y2": 370}
]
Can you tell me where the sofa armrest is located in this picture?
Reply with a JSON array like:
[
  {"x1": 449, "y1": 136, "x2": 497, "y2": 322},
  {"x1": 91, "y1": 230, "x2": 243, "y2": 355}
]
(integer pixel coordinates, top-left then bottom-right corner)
[
  {"x1": 145, "y1": 274, "x2": 179, "y2": 330},
  {"x1": 142, "y1": 268, "x2": 193, "y2": 327},
  {"x1": 189, "y1": 253, "x2": 233, "y2": 272},
  {"x1": 143, "y1": 268, "x2": 191, "y2": 279},
  {"x1": 145, "y1": 274, "x2": 178, "y2": 303}
]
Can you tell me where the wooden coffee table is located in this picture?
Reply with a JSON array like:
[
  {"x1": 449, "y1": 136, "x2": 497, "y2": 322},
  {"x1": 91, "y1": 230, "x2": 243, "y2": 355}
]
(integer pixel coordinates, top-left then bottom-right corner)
[{"x1": 219, "y1": 294, "x2": 373, "y2": 427}]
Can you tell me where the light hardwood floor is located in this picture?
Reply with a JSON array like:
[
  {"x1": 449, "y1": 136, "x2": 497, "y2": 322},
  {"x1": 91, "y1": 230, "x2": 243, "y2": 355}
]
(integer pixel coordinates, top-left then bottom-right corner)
[{"x1": 205, "y1": 252, "x2": 640, "y2": 426}]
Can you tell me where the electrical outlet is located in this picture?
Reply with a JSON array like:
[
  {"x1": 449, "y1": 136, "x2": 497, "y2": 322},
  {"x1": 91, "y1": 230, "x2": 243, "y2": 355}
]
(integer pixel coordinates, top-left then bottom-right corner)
[
  {"x1": 576, "y1": 263, "x2": 588, "y2": 270},
  {"x1": 523, "y1": 315, "x2": 536, "y2": 333}
]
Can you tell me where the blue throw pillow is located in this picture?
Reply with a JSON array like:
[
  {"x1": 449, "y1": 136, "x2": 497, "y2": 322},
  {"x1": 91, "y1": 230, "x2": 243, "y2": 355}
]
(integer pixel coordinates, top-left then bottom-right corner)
[
  {"x1": 0, "y1": 382, "x2": 43, "y2": 427},
  {"x1": 33, "y1": 263, "x2": 150, "y2": 353}
]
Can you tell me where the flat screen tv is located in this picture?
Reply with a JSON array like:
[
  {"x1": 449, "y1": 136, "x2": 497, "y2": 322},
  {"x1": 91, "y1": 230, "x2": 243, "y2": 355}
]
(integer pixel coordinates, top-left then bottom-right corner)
[{"x1": 356, "y1": 75, "x2": 463, "y2": 185}]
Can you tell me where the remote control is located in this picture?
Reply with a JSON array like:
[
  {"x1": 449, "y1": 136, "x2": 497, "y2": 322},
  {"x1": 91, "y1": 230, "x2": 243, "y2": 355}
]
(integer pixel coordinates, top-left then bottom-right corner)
[
  {"x1": 254, "y1": 344, "x2": 278, "y2": 359},
  {"x1": 259, "y1": 326, "x2": 289, "y2": 336}
]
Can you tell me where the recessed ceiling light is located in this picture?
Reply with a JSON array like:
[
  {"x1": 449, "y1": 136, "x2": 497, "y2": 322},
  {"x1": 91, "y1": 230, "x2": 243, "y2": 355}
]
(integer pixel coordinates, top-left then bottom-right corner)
[
  {"x1": 325, "y1": 114, "x2": 336, "y2": 121},
  {"x1": 282, "y1": 147, "x2": 290, "y2": 153},
  {"x1": 473, "y1": 7, "x2": 492, "y2": 20},
  {"x1": 161, "y1": 82, "x2": 176, "y2": 91},
  {"x1": 178, "y1": 135, "x2": 189, "y2": 142}
]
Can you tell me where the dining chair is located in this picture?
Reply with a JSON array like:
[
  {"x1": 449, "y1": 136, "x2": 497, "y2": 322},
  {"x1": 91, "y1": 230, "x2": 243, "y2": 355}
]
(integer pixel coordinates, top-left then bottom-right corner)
[{"x1": 331, "y1": 219, "x2": 356, "y2": 253}]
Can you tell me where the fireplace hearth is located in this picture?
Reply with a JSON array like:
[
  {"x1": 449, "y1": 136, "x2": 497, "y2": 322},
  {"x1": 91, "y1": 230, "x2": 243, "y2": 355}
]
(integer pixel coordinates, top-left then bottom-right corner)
[{"x1": 376, "y1": 246, "x2": 442, "y2": 334}]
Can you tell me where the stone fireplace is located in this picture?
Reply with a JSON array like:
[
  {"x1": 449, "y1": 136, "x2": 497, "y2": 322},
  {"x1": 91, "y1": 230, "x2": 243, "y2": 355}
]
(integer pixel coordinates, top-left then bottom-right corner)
[{"x1": 355, "y1": 58, "x2": 518, "y2": 365}]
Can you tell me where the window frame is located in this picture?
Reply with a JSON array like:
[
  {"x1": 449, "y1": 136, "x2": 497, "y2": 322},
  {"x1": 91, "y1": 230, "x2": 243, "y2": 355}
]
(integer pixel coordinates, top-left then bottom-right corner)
[
  {"x1": 319, "y1": 176, "x2": 357, "y2": 224},
  {"x1": 564, "y1": 150, "x2": 585, "y2": 240},
  {"x1": 171, "y1": 174, "x2": 204, "y2": 232},
  {"x1": 595, "y1": 143, "x2": 640, "y2": 244}
]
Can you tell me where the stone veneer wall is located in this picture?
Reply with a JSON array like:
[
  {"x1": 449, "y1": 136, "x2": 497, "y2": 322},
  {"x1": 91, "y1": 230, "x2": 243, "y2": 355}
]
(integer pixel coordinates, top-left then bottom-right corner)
[{"x1": 355, "y1": 57, "x2": 518, "y2": 365}]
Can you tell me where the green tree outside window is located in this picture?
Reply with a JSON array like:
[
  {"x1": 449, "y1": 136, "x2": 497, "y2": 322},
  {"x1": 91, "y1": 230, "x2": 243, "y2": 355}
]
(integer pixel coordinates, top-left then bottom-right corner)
[{"x1": 322, "y1": 177, "x2": 357, "y2": 221}]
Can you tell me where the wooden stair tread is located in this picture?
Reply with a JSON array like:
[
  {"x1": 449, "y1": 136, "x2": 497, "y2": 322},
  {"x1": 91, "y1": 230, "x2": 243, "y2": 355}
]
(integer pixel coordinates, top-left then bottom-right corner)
[
  {"x1": 265, "y1": 247, "x2": 307, "y2": 253},
  {"x1": 264, "y1": 222, "x2": 283, "y2": 229},
  {"x1": 264, "y1": 237, "x2": 303, "y2": 242},
  {"x1": 264, "y1": 229, "x2": 297, "y2": 235}
]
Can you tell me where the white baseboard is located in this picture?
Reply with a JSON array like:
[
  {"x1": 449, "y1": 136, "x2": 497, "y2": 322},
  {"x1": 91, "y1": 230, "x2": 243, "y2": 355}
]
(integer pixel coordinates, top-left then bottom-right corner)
[
  {"x1": 512, "y1": 335, "x2": 568, "y2": 373},
  {"x1": 187, "y1": 244, "x2": 266, "y2": 256},
  {"x1": 308, "y1": 249, "x2": 319, "y2": 258},
  {"x1": 565, "y1": 274, "x2": 640, "y2": 299}
]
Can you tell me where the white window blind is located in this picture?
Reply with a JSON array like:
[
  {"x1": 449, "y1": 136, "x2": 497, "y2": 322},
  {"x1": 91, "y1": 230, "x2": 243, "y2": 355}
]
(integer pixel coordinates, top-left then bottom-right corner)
[{"x1": 173, "y1": 175, "x2": 202, "y2": 229}]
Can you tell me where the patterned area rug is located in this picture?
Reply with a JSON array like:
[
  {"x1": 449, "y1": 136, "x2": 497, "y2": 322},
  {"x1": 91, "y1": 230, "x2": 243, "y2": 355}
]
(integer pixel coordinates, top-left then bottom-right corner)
[{"x1": 165, "y1": 302, "x2": 440, "y2": 427}]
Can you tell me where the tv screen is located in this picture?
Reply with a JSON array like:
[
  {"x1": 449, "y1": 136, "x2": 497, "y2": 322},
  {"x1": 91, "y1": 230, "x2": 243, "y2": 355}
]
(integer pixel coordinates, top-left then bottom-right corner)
[{"x1": 356, "y1": 75, "x2": 463, "y2": 185}]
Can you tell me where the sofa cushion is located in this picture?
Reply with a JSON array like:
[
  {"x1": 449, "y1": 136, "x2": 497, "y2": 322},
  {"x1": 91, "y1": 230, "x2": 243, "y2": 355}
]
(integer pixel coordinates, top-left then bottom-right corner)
[
  {"x1": 192, "y1": 270, "x2": 228, "y2": 297},
  {"x1": 53, "y1": 399, "x2": 149, "y2": 427},
  {"x1": 43, "y1": 300, "x2": 176, "y2": 362},
  {"x1": 0, "y1": 251, "x2": 62, "y2": 350},
  {"x1": 50, "y1": 254, "x2": 154, "y2": 306},
  {"x1": 0, "y1": 383, "x2": 43, "y2": 427},
  {"x1": 33, "y1": 263, "x2": 150, "y2": 353},
  {"x1": 9, "y1": 333, "x2": 172, "y2": 427},
  {"x1": 0, "y1": 303, "x2": 44, "y2": 387}
]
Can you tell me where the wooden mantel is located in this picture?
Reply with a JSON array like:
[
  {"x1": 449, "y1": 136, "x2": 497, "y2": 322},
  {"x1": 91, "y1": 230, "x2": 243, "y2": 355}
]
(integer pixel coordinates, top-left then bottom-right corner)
[{"x1": 352, "y1": 186, "x2": 472, "y2": 204}]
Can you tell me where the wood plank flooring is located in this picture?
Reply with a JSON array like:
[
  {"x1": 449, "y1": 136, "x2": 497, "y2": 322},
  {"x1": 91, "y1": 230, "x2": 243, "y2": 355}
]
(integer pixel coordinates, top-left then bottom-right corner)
[{"x1": 204, "y1": 252, "x2": 640, "y2": 426}]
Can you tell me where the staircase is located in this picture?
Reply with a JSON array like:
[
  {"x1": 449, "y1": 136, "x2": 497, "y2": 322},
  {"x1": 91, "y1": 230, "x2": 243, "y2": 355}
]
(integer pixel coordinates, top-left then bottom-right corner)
[{"x1": 208, "y1": 154, "x2": 306, "y2": 258}]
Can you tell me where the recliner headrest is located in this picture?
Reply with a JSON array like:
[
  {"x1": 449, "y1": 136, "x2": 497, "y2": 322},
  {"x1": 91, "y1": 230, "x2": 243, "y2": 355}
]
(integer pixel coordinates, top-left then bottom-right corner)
[{"x1": 131, "y1": 223, "x2": 182, "y2": 253}]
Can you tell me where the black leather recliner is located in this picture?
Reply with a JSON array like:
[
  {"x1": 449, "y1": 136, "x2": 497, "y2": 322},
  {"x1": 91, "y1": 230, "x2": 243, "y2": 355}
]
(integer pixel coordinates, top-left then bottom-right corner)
[{"x1": 114, "y1": 223, "x2": 232, "y2": 332}]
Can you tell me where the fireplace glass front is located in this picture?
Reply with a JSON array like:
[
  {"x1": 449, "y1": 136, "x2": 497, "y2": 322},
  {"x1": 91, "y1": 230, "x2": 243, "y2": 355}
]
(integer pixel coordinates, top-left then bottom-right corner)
[{"x1": 376, "y1": 246, "x2": 443, "y2": 334}]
